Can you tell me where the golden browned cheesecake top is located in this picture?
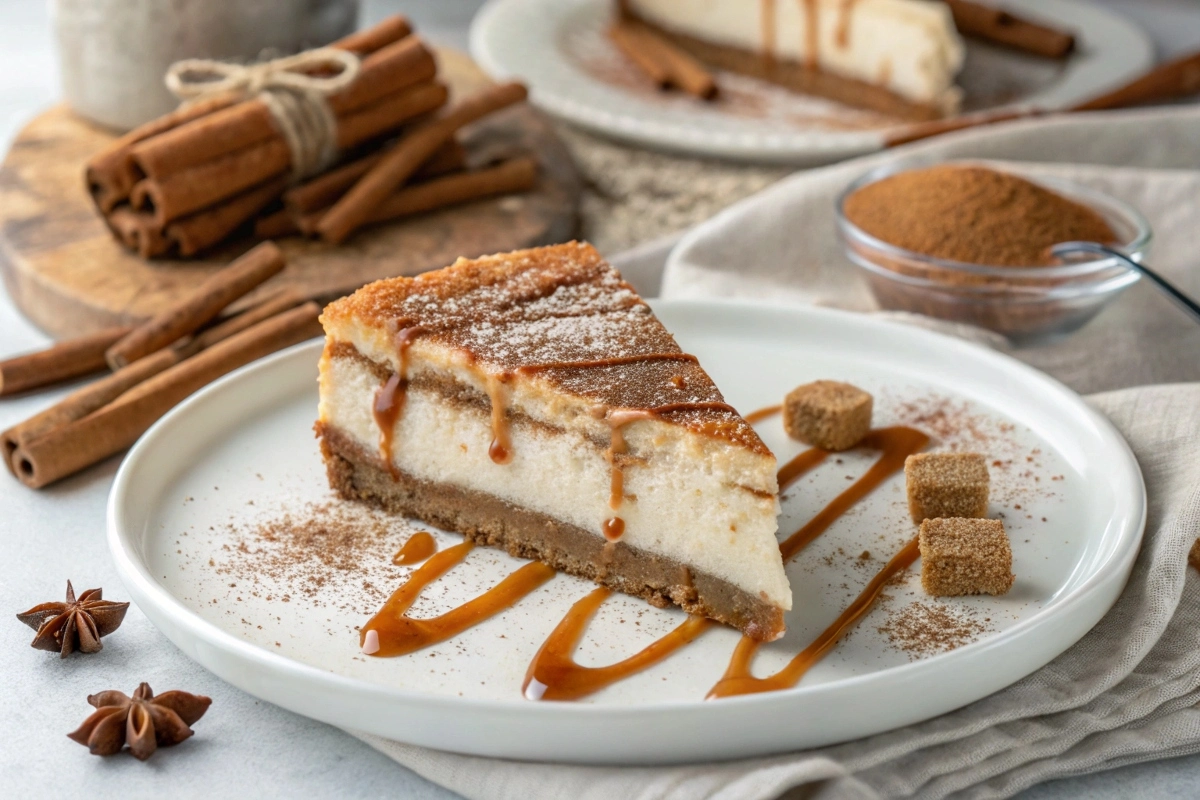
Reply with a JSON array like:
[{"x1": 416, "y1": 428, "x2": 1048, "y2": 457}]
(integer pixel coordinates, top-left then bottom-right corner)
[{"x1": 322, "y1": 242, "x2": 768, "y2": 454}]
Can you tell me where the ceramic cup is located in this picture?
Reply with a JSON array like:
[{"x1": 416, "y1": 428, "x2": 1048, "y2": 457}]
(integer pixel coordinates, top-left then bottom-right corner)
[{"x1": 52, "y1": 0, "x2": 360, "y2": 131}]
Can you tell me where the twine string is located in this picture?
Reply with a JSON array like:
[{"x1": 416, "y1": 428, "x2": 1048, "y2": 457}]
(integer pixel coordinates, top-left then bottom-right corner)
[{"x1": 165, "y1": 48, "x2": 361, "y2": 180}]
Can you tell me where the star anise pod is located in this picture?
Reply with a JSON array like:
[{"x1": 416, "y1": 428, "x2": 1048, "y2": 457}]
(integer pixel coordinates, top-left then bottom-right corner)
[
  {"x1": 16, "y1": 580, "x2": 129, "y2": 658},
  {"x1": 68, "y1": 682, "x2": 212, "y2": 760}
]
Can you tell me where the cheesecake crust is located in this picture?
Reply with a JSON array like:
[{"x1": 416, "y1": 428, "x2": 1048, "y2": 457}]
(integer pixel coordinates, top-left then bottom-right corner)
[{"x1": 318, "y1": 422, "x2": 786, "y2": 641}]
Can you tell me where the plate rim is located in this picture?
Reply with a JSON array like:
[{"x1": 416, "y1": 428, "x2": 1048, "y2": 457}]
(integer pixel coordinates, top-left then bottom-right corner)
[
  {"x1": 468, "y1": 0, "x2": 1155, "y2": 165},
  {"x1": 107, "y1": 299, "x2": 1146, "y2": 761}
]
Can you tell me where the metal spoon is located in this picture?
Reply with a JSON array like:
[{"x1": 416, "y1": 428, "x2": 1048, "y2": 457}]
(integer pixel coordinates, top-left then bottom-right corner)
[{"x1": 1051, "y1": 241, "x2": 1200, "y2": 326}]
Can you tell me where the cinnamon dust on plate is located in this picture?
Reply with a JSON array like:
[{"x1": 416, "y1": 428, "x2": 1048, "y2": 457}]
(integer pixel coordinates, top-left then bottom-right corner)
[
  {"x1": 877, "y1": 601, "x2": 990, "y2": 659},
  {"x1": 843, "y1": 165, "x2": 1116, "y2": 266}
]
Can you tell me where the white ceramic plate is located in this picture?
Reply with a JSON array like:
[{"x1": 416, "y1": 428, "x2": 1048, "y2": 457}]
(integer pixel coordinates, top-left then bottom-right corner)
[
  {"x1": 109, "y1": 301, "x2": 1144, "y2": 764},
  {"x1": 469, "y1": 0, "x2": 1154, "y2": 164}
]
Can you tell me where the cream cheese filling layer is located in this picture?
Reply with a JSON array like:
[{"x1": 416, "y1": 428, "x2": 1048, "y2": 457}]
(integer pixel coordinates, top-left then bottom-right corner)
[
  {"x1": 626, "y1": 0, "x2": 964, "y2": 108},
  {"x1": 319, "y1": 352, "x2": 791, "y2": 610}
]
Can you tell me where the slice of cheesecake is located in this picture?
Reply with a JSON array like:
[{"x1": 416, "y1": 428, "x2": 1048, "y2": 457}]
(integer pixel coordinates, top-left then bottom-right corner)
[
  {"x1": 620, "y1": 0, "x2": 964, "y2": 120},
  {"x1": 316, "y1": 242, "x2": 790, "y2": 640}
]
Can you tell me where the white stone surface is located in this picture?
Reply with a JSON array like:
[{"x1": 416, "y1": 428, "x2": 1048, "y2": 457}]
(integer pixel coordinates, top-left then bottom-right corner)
[{"x1": 0, "y1": 1, "x2": 1198, "y2": 797}]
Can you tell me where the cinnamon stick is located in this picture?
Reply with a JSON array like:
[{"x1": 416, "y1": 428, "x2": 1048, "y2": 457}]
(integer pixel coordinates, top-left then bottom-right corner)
[
  {"x1": 107, "y1": 207, "x2": 172, "y2": 258},
  {"x1": 1072, "y1": 50, "x2": 1200, "y2": 111},
  {"x1": 131, "y1": 140, "x2": 292, "y2": 226},
  {"x1": 608, "y1": 23, "x2": 672, "y2": 91},
  {"x1": 886, "y1": 50, "x2": 1200, "y2": 148},
  {"x1": 166, "y1": 175, "x2": 290, "y2": 257},
  {"x1": 106, "y1": 241, "x2": 286, "y2": 368},
  {"x1": 331, "y1": 15, "x2": 413, "y2": 55},
  {"x1": 884, "y1": 108, "x2": 1037, "y2": 148},
  {"x1": 610, "y1": 20, "x2": 717, "y2": 99},
  {"x1": 333, "y1": 81, "x2": 449, "y2": 151},
  {"x1": 188, "y1": 287, "x2": 305, "y2": 351},
  {"x1": 2, "y1": 348, "x2": 181, "y2": 476},
  {"x1": 0, "y1": 282, "x2": 295, "y2": 472},
  {"x1": 945, "y1": 0, "x2": 1075, "y2": 59},
  {"x1": 326, "y1": 36, "x2": 437, "y2": 115},
  {"x1": 253, "y1": 209, "x2": 300, "y2": 240},
  {"x1": 316, "y1": 82, "x2": 528, "y2": 244},
  {"x1": 86, "y1": 93, "x2": 242, "y2": 213},
  {"x1": 0, "y1": 325, "x2": 132, "y2": 397},
  {"x1": 284, "y1": 139, "x2": 466, "y2": 215},
  {"x1": 300, "y1": 157, "x2": 538, "y2": 234},
  {"x1": 12, "y1": 302, "x2": 321, "y2": 489}
]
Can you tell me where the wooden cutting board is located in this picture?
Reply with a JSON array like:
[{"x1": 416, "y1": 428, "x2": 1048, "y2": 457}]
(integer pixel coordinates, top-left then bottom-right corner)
[{"x1": 0, "y1": 50, "x2": 582, "y2": 338}]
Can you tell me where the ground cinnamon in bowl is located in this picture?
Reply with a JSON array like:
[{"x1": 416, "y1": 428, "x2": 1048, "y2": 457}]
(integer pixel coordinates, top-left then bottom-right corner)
[
  {"x1": 834, "y1": 162, "x2": 1150, "y2": 345},
  {"x1": 842, "y1": 165, "x2": 1117, "y2": 267}
]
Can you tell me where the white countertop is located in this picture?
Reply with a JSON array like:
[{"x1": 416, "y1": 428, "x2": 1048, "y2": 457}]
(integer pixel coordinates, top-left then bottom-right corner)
[{"x1": 2, "y1": 1, "x2": 1199, "y2": 798}]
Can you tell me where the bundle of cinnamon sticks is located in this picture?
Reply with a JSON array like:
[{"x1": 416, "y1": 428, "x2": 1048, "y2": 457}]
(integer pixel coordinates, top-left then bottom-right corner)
[
  {"x1": 87, "y1": 15, "x2": 539, "y2": 257},
  {"x1": 260, "y1": 80, "x2": 536, "y2": 244},
  {"x1": 0, "y1": 242, "x2": 321, "y2": 488}
]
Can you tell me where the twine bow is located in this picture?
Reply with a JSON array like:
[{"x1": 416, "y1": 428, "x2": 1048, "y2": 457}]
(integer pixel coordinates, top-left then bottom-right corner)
[{"x1": 165, "y1": 48, "x2": 362, "y2": 180}]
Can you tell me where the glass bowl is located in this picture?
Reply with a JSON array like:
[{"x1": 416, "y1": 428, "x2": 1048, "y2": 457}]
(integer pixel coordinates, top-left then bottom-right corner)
[{"x1": 834, "y1": 163, "x2": 1152, "y2": 346}]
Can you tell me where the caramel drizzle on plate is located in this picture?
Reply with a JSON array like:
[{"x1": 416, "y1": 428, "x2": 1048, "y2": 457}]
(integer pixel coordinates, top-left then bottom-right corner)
[
  {"x1": 707, "y1": 536, "x2": 920, "y2": 699},
  {"x1": 743, "y1": 404, "x2": 782, "y2": 424},
  {"x1": 780, "y1": 427, "x2": 928, "y2": 561},
  {"x1": 522, "y1": 587, "x2": 714, "y2": 701},
  {"x1": 392, "y1": 531, "x2": 437, "y2": 566},
  {"x1": 360, "y1": 541, "x2": 555, "y2": 657}
]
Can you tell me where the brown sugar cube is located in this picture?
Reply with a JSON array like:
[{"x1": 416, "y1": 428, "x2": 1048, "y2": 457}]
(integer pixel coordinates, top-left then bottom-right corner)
[
  {"x1": 782, "y1": 380, "x2": 872, "y2": 451},
  {"x1": 905, "y1": 452, "x2": 989, "y2": 523},
  {"x1": 1189, "y1": 539, "x2": 1200, "y2": 573},
  {"x1": 919, "y1": 517, "x2": 1014, "y2": 596}
]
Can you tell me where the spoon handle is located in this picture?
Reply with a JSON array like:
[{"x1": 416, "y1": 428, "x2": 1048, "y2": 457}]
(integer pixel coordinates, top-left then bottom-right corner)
[{"x1": 1051, "y1": 241, "x2": 1200, "y2": 327}]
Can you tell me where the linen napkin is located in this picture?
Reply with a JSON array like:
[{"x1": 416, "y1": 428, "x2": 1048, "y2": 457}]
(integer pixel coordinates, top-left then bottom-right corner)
[{"x1": 351, "y1": 106, "x2": 1200, "y2": 798}]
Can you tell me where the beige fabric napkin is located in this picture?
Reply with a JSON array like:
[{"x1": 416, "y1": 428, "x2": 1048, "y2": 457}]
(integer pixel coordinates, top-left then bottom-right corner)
[{"x1": 351, "y1": 107, "x2": 1200, "y2": 798}]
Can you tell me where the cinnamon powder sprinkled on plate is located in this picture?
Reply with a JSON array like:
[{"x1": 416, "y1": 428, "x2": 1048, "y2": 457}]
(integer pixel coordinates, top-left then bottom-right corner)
[
  {"x1": 210, "y1": 502, "x2": 416, "y2": 609},
  {"x1": 877, "y1": 601, "x2": 990, "y2": 659}
]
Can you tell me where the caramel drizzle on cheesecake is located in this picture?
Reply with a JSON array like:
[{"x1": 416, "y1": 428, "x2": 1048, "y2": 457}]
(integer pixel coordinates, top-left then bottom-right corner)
[
  {"x1": 485, "y1": 373, "x2": 514, "y2": 465},
  {"x1": 800, "y1": 0, "x2": 820, "y2": 70},
  {"x1": 598, "y1": 402, "x2": 740, "y2": 542},
  {"x1": 359, "y1": 422, "x2": 930, "y2": 703},
  {"x1": 372, "y1": 326, "x2": 428, "y2": 480},
  {"x1": 835, "y1": 0, "x2": 859, "y2": 49},
  {"x1": 761, "y1": 0, "x2": 778, "y2": 66}
]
